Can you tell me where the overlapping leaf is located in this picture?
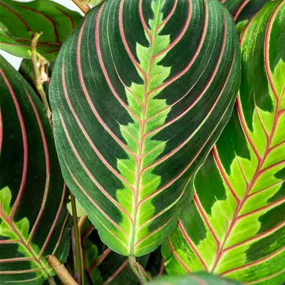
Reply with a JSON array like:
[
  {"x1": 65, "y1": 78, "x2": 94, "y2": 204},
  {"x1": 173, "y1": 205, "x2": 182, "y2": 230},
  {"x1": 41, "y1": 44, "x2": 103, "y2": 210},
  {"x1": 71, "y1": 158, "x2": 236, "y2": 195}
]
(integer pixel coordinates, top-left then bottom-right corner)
[
  {"x1": 0, "y1": 0, "x2": 82, "y2": 61},
  {"x1": 147, "y1": 272, "x2": 241, "y2": 285},
  {"x1": 0, "y1": 56, "x2": 70, "y2": 284},
  {"x1": 50, "y1": 0, "x2": 240, "y2": 256},
  {"x1": 221, "y1": 0, "x2": 267, "y2": 22},
  {"x1": 163, "y1": 1, "x2": 285, "y2": 284},
  {"x1": 82, "y1": 222, "x2": 149, "y2": 285}
]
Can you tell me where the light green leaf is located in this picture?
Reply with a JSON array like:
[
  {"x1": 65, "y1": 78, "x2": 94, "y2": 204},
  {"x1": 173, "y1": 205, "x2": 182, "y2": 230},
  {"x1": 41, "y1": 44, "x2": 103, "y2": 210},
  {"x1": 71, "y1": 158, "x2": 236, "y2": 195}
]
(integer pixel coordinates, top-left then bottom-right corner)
[
  {"x1": 146, "y1": 272, "x2": 241, "y2": 285},
  {"x1": 163, "y1": 1, "x2": 285, "y2": 284}
]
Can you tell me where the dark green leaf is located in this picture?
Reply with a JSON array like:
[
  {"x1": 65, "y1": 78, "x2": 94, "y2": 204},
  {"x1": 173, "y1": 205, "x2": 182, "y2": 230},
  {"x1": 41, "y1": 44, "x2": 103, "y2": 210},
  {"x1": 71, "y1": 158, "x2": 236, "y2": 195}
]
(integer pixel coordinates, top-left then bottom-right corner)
[
  {"x1": 0, "y1": 0, "x2": 82, "y2": 61},
  {"x1": 0, "y1": 55, "x2": 70, "y2": 284},
  {"x1": 146, "y1": 272, "x2": 241, "y2": 285},
  {"x1": 50, "y1": 0, "x2": 240, "y2": 257},
  {"x1": 221, "y1": 0, "x2": 268, "y2": 22}
]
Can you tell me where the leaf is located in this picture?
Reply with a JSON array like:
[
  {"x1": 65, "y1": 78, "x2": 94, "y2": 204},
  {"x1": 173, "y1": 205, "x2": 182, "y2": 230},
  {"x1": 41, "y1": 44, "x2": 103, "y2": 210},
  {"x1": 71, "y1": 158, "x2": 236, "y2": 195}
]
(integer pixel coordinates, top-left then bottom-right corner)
[
  {"x1": 145, "y1": 248, "x2": 165, "y2": 277},
  {"x1": 0, "y1": 55, "x2": 70, "y2": 284},
  {"x1": 0, "y1": 0, "x2": 82, "y2": 61},
  {"x1": 79, "y1": 0, "x2": 106, "y2": 5},
  {"x1": 163, "y1": 1, "x2": 285, "y2": 284},
  {"x1": 221, "y1": 0, "x2": 268, "y2": 22},
  {"x1": 49, "y1": 0, "x2": 241, "y2": 257},
  {"x1": 81, "y1": 222, "x2": 148, "y2": 285},
  {"x1": 146, "y1": 272, "x2": 241, "y2": 285}
]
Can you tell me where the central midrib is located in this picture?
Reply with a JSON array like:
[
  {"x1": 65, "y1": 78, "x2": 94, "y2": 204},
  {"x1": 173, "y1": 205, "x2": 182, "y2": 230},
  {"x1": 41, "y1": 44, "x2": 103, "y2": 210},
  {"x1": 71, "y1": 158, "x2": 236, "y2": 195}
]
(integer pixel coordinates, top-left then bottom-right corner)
[
  {"x1": 129, "y1": 0, "x2": 162, "y2": 255},
  {"x1": 0, "y1": 208, "x2": 50, "y2": 277},
  {"x1": 211, "y1": 96, "x2": 281, "y2": 273}
]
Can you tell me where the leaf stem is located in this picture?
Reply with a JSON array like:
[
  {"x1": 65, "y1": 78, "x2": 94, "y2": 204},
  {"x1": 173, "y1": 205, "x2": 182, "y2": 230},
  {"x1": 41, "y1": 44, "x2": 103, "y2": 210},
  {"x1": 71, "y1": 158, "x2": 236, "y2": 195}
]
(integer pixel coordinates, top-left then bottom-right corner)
[
  {"x1": 128, "y1": 255, "x2": 151, "y2": 284},
  {"x1": 46, "y1": 255, "x2": 78, "y2": 285},
  {"x1": 72, "y1": 0, "x2": 90, "y2": 14},
  {"x1": 48, "y1": 277, "x2": 57, "y2": 285},
  {"x1": 31, "y1": 33, "x2": 52, "y2": 125},
  {"x1": 70, "y1": 194, "x2": 85, "y2": 285}
]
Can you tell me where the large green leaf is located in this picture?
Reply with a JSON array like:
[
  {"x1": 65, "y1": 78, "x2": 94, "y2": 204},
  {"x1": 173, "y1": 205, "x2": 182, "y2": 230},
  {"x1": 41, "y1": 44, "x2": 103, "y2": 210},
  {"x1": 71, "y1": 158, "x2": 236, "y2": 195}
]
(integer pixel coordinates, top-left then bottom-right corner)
[
  {"x1": 221, "y1": 0, "x2": 267, "y2": 22},
  {"x1": 49, "y1": 0, "x2": 240, "y2": 257},
  {"x1": 163, "y1": 1, "x2": 285, "y2": 284},
  {"x1": 0, "y1": 0, "x2": 82, "y2": 61},
  {"x1": 146, "y1": 272, "x2": 241, "y2": 285},
  {"x1": 0, "y1": 55, "x2": 70, "y2": 284}
]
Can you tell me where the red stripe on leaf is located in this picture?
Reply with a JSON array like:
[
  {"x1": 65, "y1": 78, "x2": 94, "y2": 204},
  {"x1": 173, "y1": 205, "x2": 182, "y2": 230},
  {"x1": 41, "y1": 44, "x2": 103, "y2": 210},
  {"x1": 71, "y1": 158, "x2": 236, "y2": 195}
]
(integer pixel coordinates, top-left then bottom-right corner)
[
  {"x1": 213, "y1": 146, "x2": 240, "y2": 203},
  {"x1": 147, "y1": 0, "x2": 207, "y2": 97},
  {"x1": 193, "y1": 192, "x2": 221, "y2": 251},
  {"x1": 61, "y1": 63, "x2": 135, "y2": 194},
  {"x1": 39, "y1": 184, "x2": 66, "y2": 258},
  {"x1": 220, "y1": 243, "x2": 285, "y2": 276},
  {"x1": 134, "y1": 216, "x2": 174, "y2": 249},
  {"x1": 97, "y1": 4, "x2": 142, "y2": 123},
  {"x1": 178, "y1": 219, "x2": 209, "y2": 270},
  {"x1": 168, "y1": 236, "x2": 191, "y2": 273},
  {"x1": 88, "y1": 248, "x2": 111, "y2": 274},
  {"x1": 156, "y1": 0, "x2": 178, "y2": 32},
  {"x1": 153, "y1": 0, "x2": 192, "y2": 60},
  {"x1": 139, "y1": 0, "x2": 152, "y2": 43},
  {"x1": 142, "y1": 43, "x2": 234, "y2": 174},
  {"x1": 0, "y1": 69, "x2": 28, "y2": 219},
  {"x1": 65, "y1": 163, "x2": 129, "y2": 238},
  {"x1": 76, "y1": 18, "x2": 136, "y2": 159},
  {"x1": 20, "y1": 6, "x2": 60, "y2": 43},
  {"x1": 102, "y1": 259, "x2": 129, "y2": 285},
  {"x1": 140, "y1": 97, "x2": 234, "y2": 203},
  {"x1": 25, "y1": 90, "x2": 51, "y2": 244},
  {"x1": 0, "y1": 3, "x2": 30, "y2": 31},
  {"x1": 59, "y1": 112, "x2": 133, "y2": 224}
]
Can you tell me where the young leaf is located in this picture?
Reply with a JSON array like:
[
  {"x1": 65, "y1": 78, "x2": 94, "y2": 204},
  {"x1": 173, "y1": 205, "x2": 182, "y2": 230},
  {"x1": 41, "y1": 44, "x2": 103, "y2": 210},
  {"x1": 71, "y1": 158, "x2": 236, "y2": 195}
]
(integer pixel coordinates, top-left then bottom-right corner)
[
  {"x1": 163, "y1": 1, "x2": 285, "y2": 284},
  {"x1": 0, "y1": 0, "x2": 82, "y2": 61},
  {"x1": 49, "y1": 0, "x2": 241, "y2": 257},
  {"x1": 0, "y1": 56, "x2": 70, "y2": 284},
  {"x1": 146, "y1": 272, "x2": 241, "y2": 285}
]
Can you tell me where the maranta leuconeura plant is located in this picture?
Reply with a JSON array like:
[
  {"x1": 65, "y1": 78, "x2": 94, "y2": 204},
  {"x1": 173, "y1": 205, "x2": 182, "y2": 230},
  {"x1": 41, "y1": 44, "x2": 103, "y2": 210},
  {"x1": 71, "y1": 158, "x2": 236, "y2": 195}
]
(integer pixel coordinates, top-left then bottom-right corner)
[
  {"x1": 0, "y1": 0, "x2": 284, "y2": 284},
  {"x1": 163, "y1": 1, "x2": 285, "y2": 284},
  {"x1": 49, "y1": 0, "x2": 240, "y2": 257}
]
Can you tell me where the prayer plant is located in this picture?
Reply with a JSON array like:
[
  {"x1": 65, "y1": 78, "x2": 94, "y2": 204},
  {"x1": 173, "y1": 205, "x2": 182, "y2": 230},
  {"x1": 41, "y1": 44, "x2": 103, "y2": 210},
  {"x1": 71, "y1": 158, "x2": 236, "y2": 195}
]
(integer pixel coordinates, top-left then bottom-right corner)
[{"x1": 0, "y1": 0, "x2": 284, "y2": 284}]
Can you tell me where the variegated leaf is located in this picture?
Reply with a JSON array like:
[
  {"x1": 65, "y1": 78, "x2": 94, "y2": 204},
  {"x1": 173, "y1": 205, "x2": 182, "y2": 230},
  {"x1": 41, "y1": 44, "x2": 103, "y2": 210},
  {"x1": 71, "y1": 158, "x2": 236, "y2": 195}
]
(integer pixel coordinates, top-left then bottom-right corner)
[
  {"x1": 0, "y1": 0, "x2": 82, "y2": 61},
  {"x1": 0, "y1": 56, "x2": 70, "y2": 284},
  {"x1": 146, "y1": 272, "x2": 241, "y2": 285},
  {"x1": 221, "y1": 0, "x2": 267, "y2": 22},
  {"x1": 50, "y1": 0, "x2": 240, "y2": 257},
  {"x1": 163, "y1": 1, "x2": 285, "y2": 284}
]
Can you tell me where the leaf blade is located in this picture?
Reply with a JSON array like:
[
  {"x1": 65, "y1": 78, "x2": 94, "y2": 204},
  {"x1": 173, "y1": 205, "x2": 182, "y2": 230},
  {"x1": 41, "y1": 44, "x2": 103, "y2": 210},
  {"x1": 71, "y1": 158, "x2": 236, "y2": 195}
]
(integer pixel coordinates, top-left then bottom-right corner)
[
  {"x1": 146, "y1": 272, "x2": 241, "y2": 285},
  {"x1": 50, "y1": 0, "x2": 241, "y2": 257},
  {"x1": 163, "y1": 1, "x2": 285, "y2": 283},
  {"x1": 0, "y1": 0, "x2": 82, "y2": 61},
  {"x1": 0, "y1": 55, "x2": 70, "y2": 284}
]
